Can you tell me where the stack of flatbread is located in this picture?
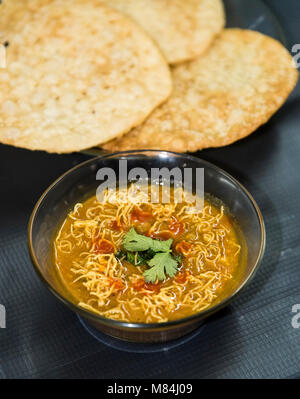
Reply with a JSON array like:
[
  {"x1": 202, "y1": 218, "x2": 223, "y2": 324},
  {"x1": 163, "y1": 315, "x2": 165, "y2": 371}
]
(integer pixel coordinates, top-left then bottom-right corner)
[{"x1": 0, "y1": 0, "x2": 298, "y2": 153}]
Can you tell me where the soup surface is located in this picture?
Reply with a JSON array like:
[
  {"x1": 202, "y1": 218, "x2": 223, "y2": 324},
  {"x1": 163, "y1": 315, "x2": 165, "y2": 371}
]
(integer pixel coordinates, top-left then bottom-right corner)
[{"x1": 53, "y1": 185, "x2": 246, "y2": 323}]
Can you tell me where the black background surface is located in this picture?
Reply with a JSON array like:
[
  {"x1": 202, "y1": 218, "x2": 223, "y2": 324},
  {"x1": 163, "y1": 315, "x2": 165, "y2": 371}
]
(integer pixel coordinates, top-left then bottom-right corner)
[{"x1": 0, "y1": 0, "x2": 300, "y2": 379}]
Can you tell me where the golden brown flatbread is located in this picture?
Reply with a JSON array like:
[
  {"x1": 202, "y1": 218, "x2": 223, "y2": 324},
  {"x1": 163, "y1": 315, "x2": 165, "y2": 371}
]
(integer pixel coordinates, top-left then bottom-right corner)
[
  {"x1": 103, "y1": 0, "x2": 225, "y2": 64},
  {"x1": 0, "y1": 0, "x2": 172, "y2": 153},
  {"x1": 102, "y1": 29, "x2": 299, "y2": 153}
]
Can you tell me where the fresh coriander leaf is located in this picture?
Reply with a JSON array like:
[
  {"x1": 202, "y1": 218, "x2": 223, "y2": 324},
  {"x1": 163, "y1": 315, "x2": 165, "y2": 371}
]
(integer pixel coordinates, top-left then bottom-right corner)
[
  {"x1": 150, "y1": 238, "x2": 173, "y2": 253},
  {"x1": 143, "y1": 263, "x2": 166, "y2": 283},
  {"x1": 144, "y1": 252, "x2": 179, "y2": 283},
  {"x1": 116, "y1": 249, "x2": 144, "y2": 266},
  {"x1": 126, "y1": 251, "x2": 147, "y2": 266},
  {"x1": 123, "y1": 228, "x2": 153, "y2": 252},
  {"x1": 126, "y1": 252, "x2": 138, "y2": 265},
  {"x1": 160, "y1": 254, "x2": 178, "y2": 278},
  {"x1": 118, "y1": 248, "x2": 157, "y2": 267},
  {"x1": 142, "y1": 249, "x2": 157, "y2": 261},
  {"x1": 122, "y1": 228, "x2": 179, "y2": 281},
  {"x1": 131, "y1": 249, "x2": 156, "y2": 265},
  {"x1": 123, "y1": 228, "x2": 173, "y2": 253}
]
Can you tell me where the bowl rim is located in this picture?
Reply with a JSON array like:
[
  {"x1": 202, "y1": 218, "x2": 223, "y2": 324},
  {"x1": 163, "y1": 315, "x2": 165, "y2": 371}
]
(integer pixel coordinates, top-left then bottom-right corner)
[{"x1": 28, "y1": 149, "x2": 266, "y2": 330}]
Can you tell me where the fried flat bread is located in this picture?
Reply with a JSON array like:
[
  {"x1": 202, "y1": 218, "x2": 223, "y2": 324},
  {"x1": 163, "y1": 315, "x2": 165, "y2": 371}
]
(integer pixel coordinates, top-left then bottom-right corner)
[
  {"x1": 103, "y1": 29, "x2": 299, "y2": 153},
  {"x1": 0, "y1": 0, "x2": 172, "y2": 153},
  {"x1": 103, "y1": 0, "x2": 225, "y2": 64}
]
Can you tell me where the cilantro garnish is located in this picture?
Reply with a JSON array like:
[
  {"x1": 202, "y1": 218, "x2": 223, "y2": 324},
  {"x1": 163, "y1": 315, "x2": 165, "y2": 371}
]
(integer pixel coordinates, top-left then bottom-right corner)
[
  {"x1": 123, "y1": 227, "x2": 173, "y2": 253},
  {"x1": 123, "y1": 228, "x2": 154, "y2": 252},
  {"x1": 144, "y1": 252, "x2": 179, "y2": 283},
  {"x1": 150, "y1": 238, "x2": 173, "y2": 253},
  {"x1": 116, "y1": 248, "x2": 156, "y2": 266},
  {"x1": 119, "y1": 228, "x2": 181, "y2": 282}
]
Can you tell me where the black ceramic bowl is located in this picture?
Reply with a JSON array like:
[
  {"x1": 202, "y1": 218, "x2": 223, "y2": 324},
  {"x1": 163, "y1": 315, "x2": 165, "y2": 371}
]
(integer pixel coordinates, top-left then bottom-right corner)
[{"x1": 28, "y1": 151, "x2": 265, "y2": 343}]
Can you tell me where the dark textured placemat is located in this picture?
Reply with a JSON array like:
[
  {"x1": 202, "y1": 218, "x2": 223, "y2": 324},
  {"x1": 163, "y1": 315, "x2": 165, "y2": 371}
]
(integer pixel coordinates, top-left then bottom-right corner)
[{"x1": 0, "y1": 0, "x2": 300, "y2": 379}]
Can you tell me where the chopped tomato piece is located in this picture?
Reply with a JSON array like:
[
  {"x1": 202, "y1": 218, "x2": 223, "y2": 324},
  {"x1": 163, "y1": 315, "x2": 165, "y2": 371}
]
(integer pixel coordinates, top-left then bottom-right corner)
[
  {"x1": 175, "y1": 271, "x2": 189, "y2": 284},
  {"x1": 110, "y1": 219, "x2": 125, "y2": 231},
  {"x1": 111, "y1": 279, "x2": 125, "y2": 291},
  {"x1": 169, "y1": 218, "x2": 184, "y2": 236},
  {"x1": 94, "y1": 238, "x2": 114, "y2": 254},
  {"x1": 176, "y1": 241, "x2": 192, "y2": 255},
  {"x1": 149, "y1": 230, "x2": 174, "y2": 241},
  {"x1": 132, "y1": 279, "x2": 145, "y2": 291},
  {"x1": 131, "y1": 207, "x2": 153, "y2": 223},
  {"x1": 132, "y1": 279, "x2": 161, "y2": 294},
  {"x1": 144, "y1": 282, "x2": 161, "y2": 294}
]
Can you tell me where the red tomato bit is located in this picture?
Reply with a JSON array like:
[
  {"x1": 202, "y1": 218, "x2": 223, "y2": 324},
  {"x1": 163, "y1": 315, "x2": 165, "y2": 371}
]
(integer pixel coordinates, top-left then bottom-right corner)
[
  {"x1": 94, "y1": 238, "x2": 115, "y2": 254},
  {"x1": 111, "y1": 279, "x2": 125, "y2": 291},
  {"x1": 169, "y1": 217, "x2": 184, "y2": 236},
  {"x1": 110, "y1": 219, "x2": 125, "y2": 231},
  {"x1": 176, "y1": 241, "x2": 192, "y2": 256},
  {"x1": 132, "y1": 279, "x2": 161, "y2": 294},
  {"x1": 149, "y1": 230, "x2": 174, "y2": 241},
  {"x1": 130, "y1": 207, "x2": 153, "y2": 223},
  {"x1": 175, "y1": 271, "x2": 189, "y2": 284}
]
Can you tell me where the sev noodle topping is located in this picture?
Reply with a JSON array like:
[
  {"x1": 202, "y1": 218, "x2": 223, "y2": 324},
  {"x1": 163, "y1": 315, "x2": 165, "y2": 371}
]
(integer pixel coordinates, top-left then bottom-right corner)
[{"x1": 53, "y1": 186, "x2": 245, "y2": 323}]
